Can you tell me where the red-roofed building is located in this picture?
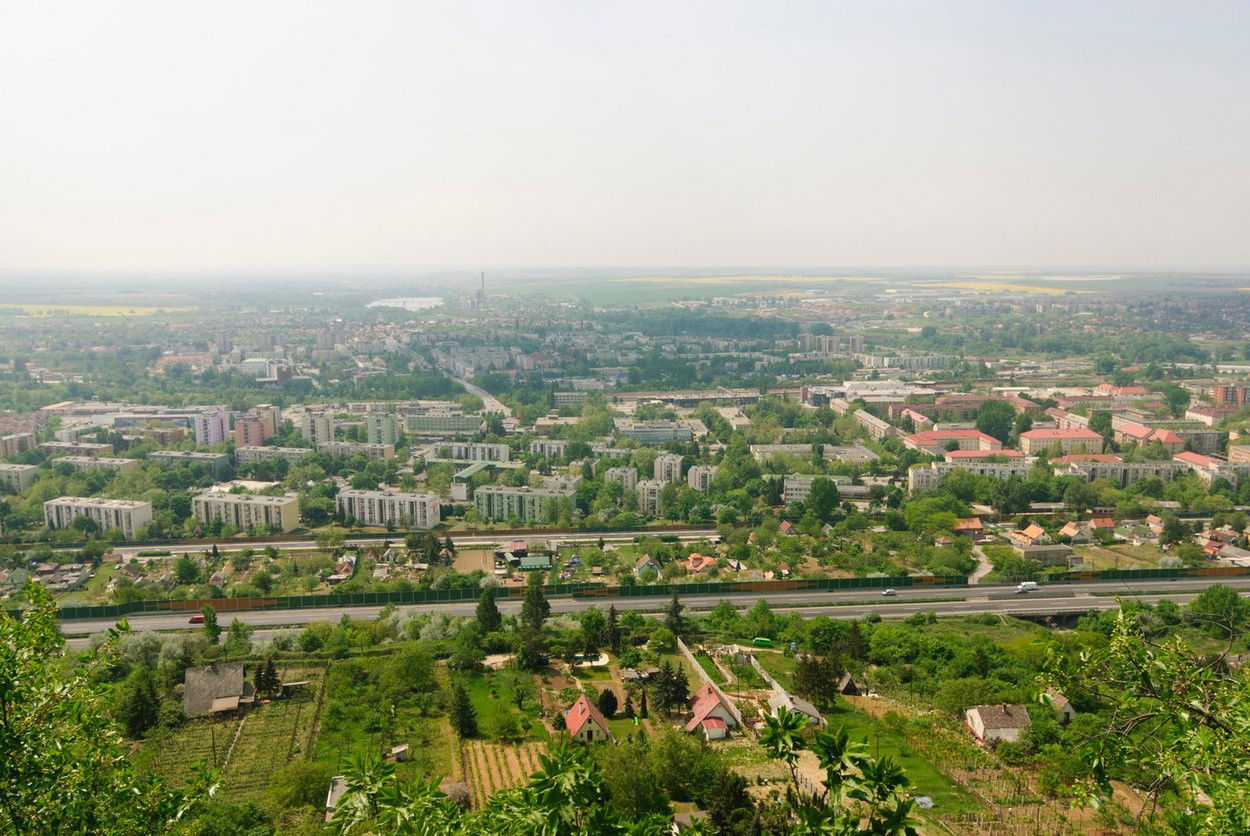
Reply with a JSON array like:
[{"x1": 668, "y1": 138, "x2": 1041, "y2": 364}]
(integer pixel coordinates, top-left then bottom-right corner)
[
  {"x1": 778, "y1": 520, "x2": 795, "y2": 535},
  {"x1": 565, "y1": 694, "x2": 611, "y2": 743},
  {"x1": 1111, "y1": 420, "x2": 1185, "y2": 454},
  {"x1": 685, "y1": 682, "x2": 737, "y2": 738},
  {"x1": 1019, "y1": 427, "x2": 1104, "y2": 456},
  {"x1": 953, "y1": 517, "x2": 983, "y2": 535},
  {"x1": 903, "y1": 430, "x2": 1002, "y2": 456},
  {"x1": 685, "y1": 553, "x2": 717, "y2": 574},
  {"x1": 1090, "y1": 517, "x2": 1115, "y2": 531}
]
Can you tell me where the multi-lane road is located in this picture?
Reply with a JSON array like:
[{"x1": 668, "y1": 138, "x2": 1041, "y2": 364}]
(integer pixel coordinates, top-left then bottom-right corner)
[{"x1": 61, "y1": 575, "x2": 1250, "y2": 648}]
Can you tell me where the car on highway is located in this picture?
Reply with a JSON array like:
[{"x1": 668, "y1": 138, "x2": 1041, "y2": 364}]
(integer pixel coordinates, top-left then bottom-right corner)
[
  {"x1": 1015, "y1": 581, "x2": 1039, "y2": 594},
  {"x1": 188, "y1": 613, "x2": 205, "y2": 624},
  {"x1": 882, "y1": 588, "x2": 897, "y2": 597}
]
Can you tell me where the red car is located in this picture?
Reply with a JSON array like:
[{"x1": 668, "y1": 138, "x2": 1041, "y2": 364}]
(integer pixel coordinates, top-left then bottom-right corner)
[{"x1": 188, "y1": 614, "x2": 205, "y2": 624}]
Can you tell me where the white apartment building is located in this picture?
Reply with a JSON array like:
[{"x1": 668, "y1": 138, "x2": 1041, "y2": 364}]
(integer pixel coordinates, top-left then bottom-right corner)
[
  {"x1": 366, "y1": 413, "x2": 397, "y2": 446},
  {"x1": 604, "y1": 466, "x2": 638, "y2": 491},
  {"x1": 55, "y1": 456, "x2": 138, "y2": 474},
  {"x1": 0, "y1": 463, "x2": 38, "y2": 492},
  {"x1": 193, "y1": 409, "x2": 228, "y2": 445},
  {"x1": 530, "y1": 439, "x2": 569, "y2": 459},
  {"x1": 433, "y1": 442, "x2": 511, "y2": 462},
  {"x1": 687, "y1": 465, "x2": 718, "y2": 491},
  {"x1": 44, "y1": 497, "x2": 153, "y2": 539},
  {"x1": 293, "y1": 410, "x2": 335, "y2": 444},
  {"x1": 336, "y1": 489, "x2": 441, "y2": 528},
  {"x1": 317, "y1": 441, "x2": 396, "y2": 461},
  {"x1": 636, "y1": 479, "x2": 666, "y2": 515},
  {"x1": 192, "y1": 490, "x2": 300, "y2": 532},
  {"x1": 235, "y1": 445, "x2": 313, "y2": 466},
  {"x1": 654, "y1": 453, "x2": 684, "y2": 484}
]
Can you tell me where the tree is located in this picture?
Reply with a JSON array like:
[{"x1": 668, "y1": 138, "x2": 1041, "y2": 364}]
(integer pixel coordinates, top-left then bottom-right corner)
[
  {"x1": 201, "y1": 604, "x2": 221, "y2": 643},
  {"x1": 224, "y1": 617, "x2": 253, "y2": 655},
  {"x1": 605, "y1": 605, "x2": 621, "y2": 654},
  {"x1": 520, "y1": 571, "x2": 550, "y2": 631},
  {"x1": 0, "y1": 584, "x2": 207, "y2": 833},
  {"x1": 665, "y1": 592, "x2": 684, "y2": 636},
  {"x1": 1184, "y1": 584, "x2": 1250, "y2": 638},
  {"x1": 476, "y1": 588, "x2": 502, "y2": 633},
  {"x1": 1160, "y1": 383, "x2": 1191, "y2": 418},
  {"x1": 807, "y1": 477, "x2": 841, "y2": 523},
  {"x1": 596, "y1": 688, "x2": 618, "y2": 719},
  {"x1": 975, "y1": 400, "x2": 1015, "y2": 444},
  {"x1": 116, "y1": 665, "x2": 161, "y2": 738},
  {"x1": 1160, "y1": 514, "x2": 1189, "y2": 545},
  {"x1": 449, "y1": 680, "x2": 478, "y2": 738},
  {"x1": 254, "y1": 656, "x2": 280, "y2": 698},
  {"x1": 174, "y1": 555, "x2": 201, "y2": 585},
  {"x1": 1047, "y1": 606, "x2": 1250, "y2": 831},
  {"x1": 652, "y1": 661, "x2": 689, "y2": 716},
  {"x1": 792, "y1": 654, "x2": 845, "y2": 710}
]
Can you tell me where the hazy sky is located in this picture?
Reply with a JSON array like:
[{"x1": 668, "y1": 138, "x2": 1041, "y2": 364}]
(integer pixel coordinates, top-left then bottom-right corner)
[{"x1": 2, "y1": 1, "x2": 1248, "y2": 273}]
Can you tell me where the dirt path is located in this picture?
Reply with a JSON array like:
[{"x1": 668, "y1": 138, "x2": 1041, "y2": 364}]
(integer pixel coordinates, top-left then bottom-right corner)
[{"x1": 969, "y1": 545, "x2": 993, "y2": 585}]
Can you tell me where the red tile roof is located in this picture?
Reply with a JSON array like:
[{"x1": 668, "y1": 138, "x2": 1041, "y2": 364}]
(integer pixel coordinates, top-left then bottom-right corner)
[
  {"x1": 685, "y1": 683, "x2": 732, "y2": 733},
  {"x1": 565, "y1": 694, "x2": 609, "y2": 738},
  {"x1": 1021, "y1": 428, "x2": 1103, "y2": 440}
]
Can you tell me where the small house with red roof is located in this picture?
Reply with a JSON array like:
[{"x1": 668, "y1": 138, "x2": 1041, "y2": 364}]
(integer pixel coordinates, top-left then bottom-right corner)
[
  {"x1": 778, "y1": 520, "x2": 795, "y2": 535},
  {"x1": 953, "y1": 517, "x2": 983, "y2": 536},
  {"x1": 685, "y1": 553, "x2": 717, "y2": 574},
  {"x1": 685, "y1": 682, "x2": 737, "y2": 740},
  {"x1": 564, "y1": 694, "x2": 611, "y2": 743}
]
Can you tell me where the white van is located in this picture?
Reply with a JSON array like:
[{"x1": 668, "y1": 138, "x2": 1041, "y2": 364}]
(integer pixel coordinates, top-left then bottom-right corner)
[{"x1": 1015, "y1": 581, "x2": 1039, "y2": 594}]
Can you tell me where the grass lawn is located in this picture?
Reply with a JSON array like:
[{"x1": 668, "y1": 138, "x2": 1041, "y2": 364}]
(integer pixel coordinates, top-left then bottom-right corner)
[
  {"x1": 461, "y1": 669, "x2": 549, "y2": 743},
  {"x1": 693, "y1": 653, "x2": 726, "y2": 685},
  {"x1": 607, "y1": 715, "x2": 644, "y2": 740},
  {"x1": 753, "y1": 651, "x2": 795, "y2": 690},
  {"x1": 57, "y1": 563, "x2": 116, "y2": 605},
  {"x1": 571, "y1": 665, "x2": 613, "y2": 682},
  {"x1": 824, "y1": 704, "x2": 978, "y2": 815}
]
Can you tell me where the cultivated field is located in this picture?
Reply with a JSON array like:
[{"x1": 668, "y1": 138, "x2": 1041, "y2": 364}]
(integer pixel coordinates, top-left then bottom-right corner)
[
  {"x1": 0, "y1": 303, "x2": 193, "y2": 316},
  {"x1": 460, "y1": 741, "x2": 547, "y2": 809}
]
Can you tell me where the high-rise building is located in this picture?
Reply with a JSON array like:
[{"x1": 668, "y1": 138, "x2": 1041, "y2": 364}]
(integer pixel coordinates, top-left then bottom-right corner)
[
  {"x1": 654, "y1": 453, "x2": 684, "y2": 483},
  {"x1": 366, "y1": 413, "x2": 397, "y2": 445},
  {"x1": 293, "y1": 410, "x2": 334, "y2": 444},
  {"x1": 233, "y1": 416, "x2": 270, "y2": 447},
  {"x1": 193, "y1": 409, "x2": 228, "y2": 445},
  {"x1": 687, "y1": 465, "x2": 718, "y2": 491}
]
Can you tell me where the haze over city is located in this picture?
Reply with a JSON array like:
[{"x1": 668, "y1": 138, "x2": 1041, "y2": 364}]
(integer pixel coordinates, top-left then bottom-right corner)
[{"x1": 3, "y1": 1, "x2": 1249, "y2": 273}]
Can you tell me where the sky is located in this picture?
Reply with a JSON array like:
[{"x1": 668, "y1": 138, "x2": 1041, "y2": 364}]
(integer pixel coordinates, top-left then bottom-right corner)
[{"x1": 1, "y1": 1, "x2": 1248, "y2": 274}]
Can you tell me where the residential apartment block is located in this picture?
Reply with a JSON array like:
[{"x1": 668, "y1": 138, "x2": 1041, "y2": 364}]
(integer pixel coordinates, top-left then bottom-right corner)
[
  {"x1": 365, "y1": 414, "x2": 397, "y2": 446},
  {"x1": 654, "y1": 453, "x2": 684, "y2": 483},
  {"x1": 604, "y1": 466, "x2": 638, "y2": 491},
  {"x1": 635, "y1": 479, "x2": 666, "y2": 515},
  {"x1": 317, "y1": 441, "x2": 395, "y2": 461},
  {"x1": 433, "y1": 442, "x2": 511, "y2": 462},
  {"x1": 193, "y1": 409, "x2": 229, "y2": 445},
  {"x1": 148, "y1": 450, "x2": 231, "y2": 478},
  {"x1": 405, "y1": 412, "x2": 484, "y2": 437},
  {"x1": 235, "y1": 446, "x2": 313, "y2": 466},
  {"x1": 336, "y1": 489, "x2": 440, "y2": 528},
  {"x1": 0, "y1": 432, "x2": 36, "y2": 458},
  {"x1": 44, "y1": 497, "x2": 153, "y2": 539},
  {"x1": 687, "y1": 464, "x2": 718, "y2": 491},
  {"x1": 530, "y1": 439, "x2": 569, "y2": 459},
  {"x1": 56, "y1": 456, "x2": 138, "y2": 474},
  {"x1": 192, "y1": 490, "x2": 300, "y2": 532},
  {"x1": 0, "y1": 463, "x2": 38, "y2": 492},
  {"x1": 474, "y1": 479, "x2": 578, "y2": 523}
]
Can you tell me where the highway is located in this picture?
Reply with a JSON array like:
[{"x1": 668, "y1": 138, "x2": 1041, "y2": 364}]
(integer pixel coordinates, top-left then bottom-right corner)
[
  {"x1": 451, "y1": 376, "x2": 511, "y2": 417},
  {"x1": 60, "y1": 575, "x2": 1250, "y2": 648}
]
